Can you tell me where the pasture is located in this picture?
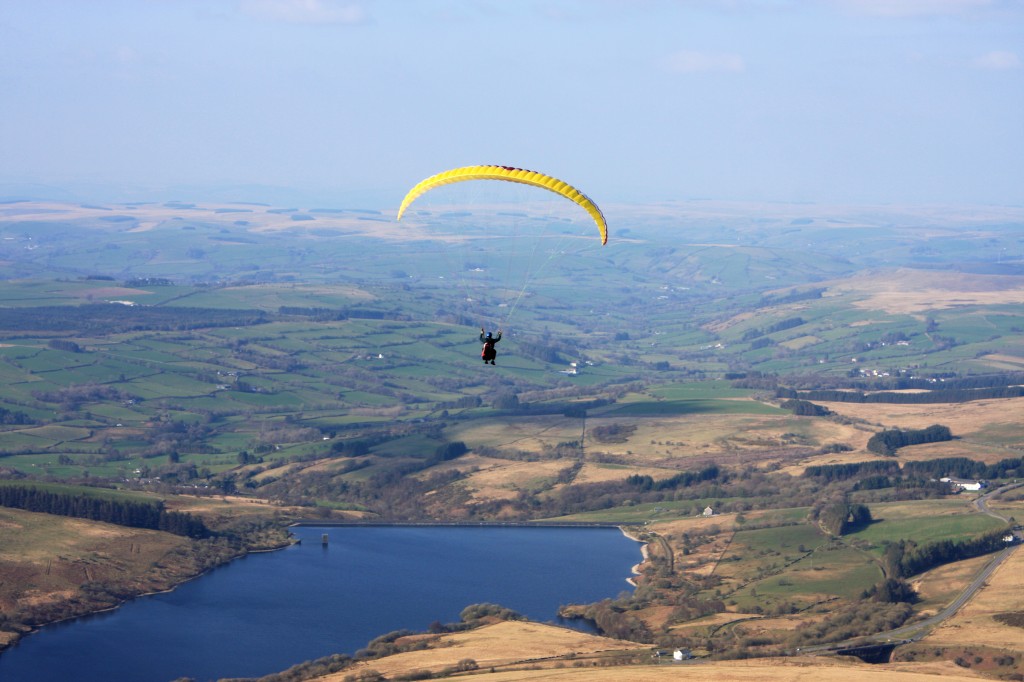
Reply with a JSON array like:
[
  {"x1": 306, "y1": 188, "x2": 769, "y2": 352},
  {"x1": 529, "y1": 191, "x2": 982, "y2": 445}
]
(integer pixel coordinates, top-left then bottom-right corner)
[{"x1": 1, "y1": 200, "x2": 1022, "y2": 675}]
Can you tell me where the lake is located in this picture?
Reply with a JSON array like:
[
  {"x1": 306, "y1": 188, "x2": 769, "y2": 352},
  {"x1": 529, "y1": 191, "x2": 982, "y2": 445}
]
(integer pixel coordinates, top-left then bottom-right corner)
[{"x1": 0, "y1": 525, "x2": 641, "y2": 682}]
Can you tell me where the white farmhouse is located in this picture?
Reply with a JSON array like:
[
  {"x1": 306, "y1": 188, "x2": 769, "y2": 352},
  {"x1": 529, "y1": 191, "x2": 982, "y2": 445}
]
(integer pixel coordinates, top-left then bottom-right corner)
[{"x1": 940, "y1": 477, "x2": 986, "y2": 492}]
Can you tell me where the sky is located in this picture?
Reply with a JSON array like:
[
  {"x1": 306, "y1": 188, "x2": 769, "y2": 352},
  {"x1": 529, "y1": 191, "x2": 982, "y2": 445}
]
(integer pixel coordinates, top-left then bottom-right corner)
[{"x1": 1, "y1": 0, "x2": 1022, "y2": 208}]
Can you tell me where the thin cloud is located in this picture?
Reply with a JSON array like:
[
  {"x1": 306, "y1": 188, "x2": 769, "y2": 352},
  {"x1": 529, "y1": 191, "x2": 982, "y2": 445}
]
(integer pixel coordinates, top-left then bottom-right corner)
[
  {"x1": 114, "y1": 46, "x2": 141, "y2": 65},
  {"x1": 834, "y1": 0, "x2": 993, "y2": 17},
  {"x1": 972, "y1": 50, "x2": 1021, "y2": 69},
  {"x1": 664, "y1": 50, "x2": 745, "y2": 74},
  {"x1": 239, "y1": 0, "x2": 367, "y2": 25}
]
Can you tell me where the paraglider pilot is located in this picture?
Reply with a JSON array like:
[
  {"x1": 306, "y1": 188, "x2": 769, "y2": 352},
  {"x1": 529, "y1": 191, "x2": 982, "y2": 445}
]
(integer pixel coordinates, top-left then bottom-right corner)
[{"x1": 480, "y1": 328, "x2": 502, "y2": 365}]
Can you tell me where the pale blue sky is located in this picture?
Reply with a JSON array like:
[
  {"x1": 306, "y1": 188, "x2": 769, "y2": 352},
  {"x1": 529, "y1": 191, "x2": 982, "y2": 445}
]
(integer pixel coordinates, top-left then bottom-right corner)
[{"x1": 1, "y1": 0, "x2": 1021, "y2": 207}]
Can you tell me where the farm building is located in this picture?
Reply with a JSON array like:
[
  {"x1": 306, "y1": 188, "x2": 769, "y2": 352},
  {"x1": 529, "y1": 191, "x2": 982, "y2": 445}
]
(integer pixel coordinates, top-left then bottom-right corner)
[{"x1": 940, "y1": 477, "x2": 986, "y2": 492}]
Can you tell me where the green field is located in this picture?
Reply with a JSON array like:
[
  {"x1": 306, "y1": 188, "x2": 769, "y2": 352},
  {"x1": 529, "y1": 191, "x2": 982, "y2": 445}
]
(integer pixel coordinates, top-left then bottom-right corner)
[{"x1": 1, "y1": 200, "x2": 1023, "y2": 657}]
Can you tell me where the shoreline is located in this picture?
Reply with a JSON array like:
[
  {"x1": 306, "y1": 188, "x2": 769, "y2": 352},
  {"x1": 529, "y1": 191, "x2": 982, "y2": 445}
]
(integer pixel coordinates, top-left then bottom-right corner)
[
  {"x1": 618, "y1": 526, "x2": 649, "y2": 587},
  {"x1": 1, "y1": 522, "x2": 639, "y2": 656},
  {"x1": 0, "y1": 535, "x2": 296, "y2": 656},
  {"x1": 291, "y1": 520, "x2": 624, "y2": 528}
]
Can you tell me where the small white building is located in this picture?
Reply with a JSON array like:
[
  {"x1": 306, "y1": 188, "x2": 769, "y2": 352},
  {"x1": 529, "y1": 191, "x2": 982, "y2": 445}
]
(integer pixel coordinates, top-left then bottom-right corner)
[
  {"x1": 673, "y1": 649, "x2": 691, "y2": 661},
  {"x1": 940, "y1": 477, "x2": 986, "y2": 492},
  {"x1": 702, "y1": 506, "x2": 714, "y2": 517}
]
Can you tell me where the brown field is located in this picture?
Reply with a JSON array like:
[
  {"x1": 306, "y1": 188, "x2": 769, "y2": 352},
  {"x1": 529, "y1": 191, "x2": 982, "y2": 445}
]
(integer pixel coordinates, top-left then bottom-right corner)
[
  {"x1": 925, "y1": 547, "x2": 1024, "y2": 652},
  {"x1": 2, "y1": 201, "x2": 435, "y2": 242},
  {"x1": 249, "y1": 461, "x2": 310, "y2": 482},
  {"x1": 979, "y1": 353, "x2": 1024, "y2": 371},
  {"x1": 0, "y1": 491, "x2": 307, "y2": 651},
  {"x1": 459, "y1": 410, "x2": 862, "y2": 474},
  {"x1": 826, "y1": 268, "x2": 1024, "y2": 315},
  {"x1": 461, "y1": 460, "x2": 572, "y2": 501},
  {"x1": 897, "y1": 440, "x2": 1024, "y2": 464},
  {"x1": 165, "y1": 493, "x2": 278, "y2": 515},
  {"x1": 648, "y1": 513, "x2": 739, "y2": 536},
  {"x1": 311, "y1": 621, "x2": 985, "y2": 682},
  {"x1": 319, "y1": 621, "x2": 642, "y2": 681},
  {"x1": 987, "y1": 490, "x2": 1024, "y2": 520},
  {"x1": 0, "y1": 507, "x2": 192, "y2": 642},
  {"x1": 573, "y1": 463, "x2": 682, "y2": 485},
  {"x1": 644, "y1": 514, "x2": 738, "y2": 577},
  {"x1": 788, "y1": 396, "x2": 1024, "y2": 469},
  {"x1": 869, "y1": 499, "x2": 976, "y2": 519},
  {"x1": 457, "y1": 660, "x2": 984, "y2": 681},
  {"x1": 911, "y1": 554, "x2": 993, "y2": 615},
  {"x1": 451, "y1": 416, "x2": 582, "y2": 453},
  {"x1": 779, "y1": 335, "x2": 822, "y2": 350},
  {"x1": 631, "y1": 604, "x2": 677, "y2": 630},
  {"x1": 814, "y1": 397, "x2": 1024, "y2": 436},
  {"x1": 770, "y1": 395, "x2": 1019, "y2": 475},
  {"x1": 668, "y1": 611, "x2": 763, "y2": 634}
]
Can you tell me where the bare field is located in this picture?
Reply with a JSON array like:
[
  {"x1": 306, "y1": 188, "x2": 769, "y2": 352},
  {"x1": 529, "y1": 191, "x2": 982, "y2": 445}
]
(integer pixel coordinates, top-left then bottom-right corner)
[
  {"x1": 979, "y1": 353, "x2": 1024, "y2": 371},
  {"x1": 816, "y1": 397, "x2": 1024, "y2": 435},
  {"x1": 462, "y1": 460, "x2": 571, "y2": 501},
  {"x1": 448, "y1": 410, "x2": 855, "y2": 468},
  {"x1": 0, "y1": 507, "x2": 191, "y2": 625},
  {"x1": 826, "y1": 268, "x2": 1024, "y2": 314},
  {"x1": 0, "y1": 493, "x2": 305, "y2": 651},
  {"x1": 898, "y1": 440, "x2": 1024, "y2": 464},
  {"x1": 467, "y1": 660, "x2": 984, "y2": 681},
  {"x1": 165, "y1": 493, "x2": 285, "y2": 517},
  {"x1": 0, "y1": 507, "x2": 186, "y2": 565},
  {"x1": 649, "y1": 513, "x2": 739, "y2": 536},
  {"x1": 911, "y1": 554, "x2": 992, "y2": 612},
  {"x1": 316, "y1": 635, "x2": 984, "y2": 682},
  {"x1": 869, "y1": 499, "x2": 976, "y2": 519},
  {"x1": 647, "y1": 514, "x2": 738, "y2": 577},
  {"x1": 925, "y1": 547, "x2": 1024, "y2": 652},
  {"x1": 319, "y1": 621, "x2": 641, "y2": 681},
  {"x1": 668, "y1": 611, "x2": 763, "y2": 634},
  {"x1": 451, "y1": 416, "x2": 582, "y2": 453},
  {"x1": 778, "y1": 410, "x2": 1019, "y2": 476},
  {"x1": 574, "y1": 463, "x2": 682, "y2": 485},
  {"x1": 446, "y1": 411, "x2": 859, "y2": 479},
  {"x1": 2, "y1": 201, "x2": 429, "y2": 241},
  {"x1": 807, "y1": 397, "x2": 1024, "y2": 466}
]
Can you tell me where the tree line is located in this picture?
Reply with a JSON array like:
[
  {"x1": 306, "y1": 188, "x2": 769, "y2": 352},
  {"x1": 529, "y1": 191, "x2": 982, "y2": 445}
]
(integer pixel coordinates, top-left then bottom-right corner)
[
  {"x1": 47, "y1": 339, "x2": 82, "y2": 353},
  {"x1": 780, "y1": 399, "x2": 832, "y2": 416},
  {"x1": 741, "y1": 316, "x2": 806, "y2": 341},
  {"x1": 778, "y1": 386, "x2": 1024, "y2": 404},
  {"x1": 626, "y1": 464, "x2": 722, "y2": 492},
  {"x1": 804, "y1": 455, "x2": 1021, "y2": 489},
  {"x1": 903, "y1": 456, "x2": 1021, "y2": 480},
  {"x1": 883, "y1": 529, "x2": 1010, "y2": 578},
  {"x1": 867, "y1": 424, "x2": 952, "y2": 456},
  {"x1": 756, "y1": 287, "x2": 824, "y2": 308},
  {"x1": 0, "y1": 304, "x2": 267, "y2": 335},
  {"x1": 803, "y1": 460, "x2": 901, "y2": 482},
  {"x1": 0, "y1": 484, "x2": 209, "y2": 538},
  {"x1": 736, "y1": 371, "x2": 1024, "y2": 393},
  {"x1": 0, "y1": 406, "x2": 35, "y2": 426}
]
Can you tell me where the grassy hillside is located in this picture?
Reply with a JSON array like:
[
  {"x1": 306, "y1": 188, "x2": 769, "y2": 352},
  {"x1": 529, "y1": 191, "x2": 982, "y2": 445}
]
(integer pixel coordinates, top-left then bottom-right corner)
[{"x1": 1, "y1": 199, "x2": 1022, "y2": 671}]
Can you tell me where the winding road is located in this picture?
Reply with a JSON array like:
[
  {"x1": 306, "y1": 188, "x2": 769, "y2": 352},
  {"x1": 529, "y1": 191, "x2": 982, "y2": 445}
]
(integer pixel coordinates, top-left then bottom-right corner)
[{"x1": 803, "y1": 481, "x2": 1022, "y2": 655}]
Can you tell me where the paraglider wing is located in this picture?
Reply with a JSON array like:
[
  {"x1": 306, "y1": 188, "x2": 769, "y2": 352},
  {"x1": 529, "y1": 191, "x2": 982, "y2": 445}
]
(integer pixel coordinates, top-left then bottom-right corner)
[{"x1": 396, "y1": 165, "x2": 608, "y2": 245}]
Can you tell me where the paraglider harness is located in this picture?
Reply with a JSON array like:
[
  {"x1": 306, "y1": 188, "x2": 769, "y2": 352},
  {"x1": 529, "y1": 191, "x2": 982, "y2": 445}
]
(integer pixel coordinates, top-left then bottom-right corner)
[{"x1": 480, "y1": 329, "x2": 501, "y2": 365}]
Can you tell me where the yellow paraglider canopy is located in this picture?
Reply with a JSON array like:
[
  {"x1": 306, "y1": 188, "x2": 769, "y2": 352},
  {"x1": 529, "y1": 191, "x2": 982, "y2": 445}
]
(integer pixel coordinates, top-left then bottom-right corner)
[{"x1": 396, "y1": 165, "x2": 608, "y2": 245}]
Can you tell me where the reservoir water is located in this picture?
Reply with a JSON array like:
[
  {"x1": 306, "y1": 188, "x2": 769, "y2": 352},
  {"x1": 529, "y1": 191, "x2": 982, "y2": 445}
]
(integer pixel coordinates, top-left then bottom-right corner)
[{"x1": 0, "y1": 525, "x2": 641, "y2": 682}]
